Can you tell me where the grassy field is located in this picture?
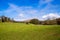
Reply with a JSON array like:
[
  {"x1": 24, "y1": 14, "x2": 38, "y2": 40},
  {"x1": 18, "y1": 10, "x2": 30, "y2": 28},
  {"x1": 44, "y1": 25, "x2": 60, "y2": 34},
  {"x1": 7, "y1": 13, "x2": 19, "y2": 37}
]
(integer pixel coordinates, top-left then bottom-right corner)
[{"x1": 0, "y1": 22, "x2": 60, "y2": 40}]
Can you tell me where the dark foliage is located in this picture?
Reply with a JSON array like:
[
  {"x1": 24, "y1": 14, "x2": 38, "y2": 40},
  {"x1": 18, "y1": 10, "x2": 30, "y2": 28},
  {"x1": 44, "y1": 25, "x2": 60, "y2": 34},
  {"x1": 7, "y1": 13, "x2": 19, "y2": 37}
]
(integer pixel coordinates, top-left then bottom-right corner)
[
  {"x1": 0, "y1": 15, "x2": 60, "y2": 25},
  {"x1": 0, "y1": 16, "x2": 13, "y2": 22},
  {"x1": 56, "y1": 18, "x2": 60, "y2": 25},
  {"x1": 29, "y1": 19, "x2": 40, "y2": 24}
]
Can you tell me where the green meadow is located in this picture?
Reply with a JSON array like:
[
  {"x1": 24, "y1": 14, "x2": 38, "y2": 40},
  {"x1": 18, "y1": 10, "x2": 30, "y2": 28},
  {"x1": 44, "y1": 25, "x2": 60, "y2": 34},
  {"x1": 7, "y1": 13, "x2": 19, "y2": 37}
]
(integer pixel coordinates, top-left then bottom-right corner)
[{"x1": 0, "y1": 22, "x2": 60, "y2": 40}]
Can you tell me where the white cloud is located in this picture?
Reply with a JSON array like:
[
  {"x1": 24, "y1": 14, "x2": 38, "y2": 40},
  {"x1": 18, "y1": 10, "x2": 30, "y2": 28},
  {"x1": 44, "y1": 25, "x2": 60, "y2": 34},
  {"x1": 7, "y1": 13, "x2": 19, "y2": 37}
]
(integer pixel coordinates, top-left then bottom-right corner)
[
  {"x1": 1, "y1": 3, "x2": 35, "y2": 14},
  {"x1": 8, "y1": 3, "x2": 38, "y2": 14},
  {"x1": 39, "y1": 0, "x2": 54, "y2": 6},
  {"x1": 19, "y1": 13, "x2": 24, "y2": 17},
  {"x1": 38, "y1": 0, "x2": 59, "y2": 15},
  {"x1": 42, "y1": 13, "x2": 60, "y2": 20},
  {"x1": 26, "y1": 10, "x2": 38, "y2": 14},
  {"x1": 2, "y1": 3, "x2": 39, "y2": 21},
  {"x1": 0, "y1": 2, "x2": 60, "y2": 21},
  {"x1": 38, "y1": 0, "x2": 54, "y2": 7},
  {"x1": 14, "y1": 18, "x2": 26, "y2": 21}
]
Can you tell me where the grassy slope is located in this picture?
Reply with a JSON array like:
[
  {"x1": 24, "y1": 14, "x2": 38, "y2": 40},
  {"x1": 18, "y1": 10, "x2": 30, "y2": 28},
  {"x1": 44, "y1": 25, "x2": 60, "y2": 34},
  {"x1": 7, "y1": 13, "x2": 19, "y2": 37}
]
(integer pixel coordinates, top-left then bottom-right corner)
[{"x1": 0, "y1": 22, "x2": 60, "y2": 40}]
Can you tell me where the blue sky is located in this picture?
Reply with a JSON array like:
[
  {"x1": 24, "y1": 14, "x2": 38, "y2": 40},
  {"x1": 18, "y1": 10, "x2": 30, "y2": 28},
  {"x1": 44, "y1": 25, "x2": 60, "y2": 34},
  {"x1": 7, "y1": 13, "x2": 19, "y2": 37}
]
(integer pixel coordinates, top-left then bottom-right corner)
[{"x1": 0, "y1": 0, "x2": 60, "y2": 21}]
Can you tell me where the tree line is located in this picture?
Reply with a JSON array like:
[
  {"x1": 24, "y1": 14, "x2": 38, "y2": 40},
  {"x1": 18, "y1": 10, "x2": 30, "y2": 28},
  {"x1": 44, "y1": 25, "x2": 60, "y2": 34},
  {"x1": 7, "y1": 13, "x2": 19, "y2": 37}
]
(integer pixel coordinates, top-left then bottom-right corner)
[
  {"x1": 0, "y1": 16, "x2": 60, "y2": 25},
  {"x1": 0, "y1": 16, "x2": 14, "y2": 22},
  {"x1": 29, "y1": 18, "x2": 60, "y2": 25}
]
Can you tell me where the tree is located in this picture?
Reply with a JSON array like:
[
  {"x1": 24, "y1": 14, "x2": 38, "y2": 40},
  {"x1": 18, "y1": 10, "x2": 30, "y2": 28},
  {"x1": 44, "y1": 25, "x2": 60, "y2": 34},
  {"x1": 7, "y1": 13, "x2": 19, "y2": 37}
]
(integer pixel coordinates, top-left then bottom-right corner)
[
  {"x1": 43, "y1": 16, "x2": 57, "y2": 25},
  {"x1": 0, "y1": 16, "x2": 2, "y2": 22},
  {"x1": 0, "y1": 16, "x2": 12, "y2": 22},
  {"x1": 29, "y1": 19, "x2": 40, "y2": 24},
  {"x1": 56, "y1": 18, "x2": 60, "y2": 25},
  {"x1": 1, "y1": 16, "x2": 5, "y2": 22}
]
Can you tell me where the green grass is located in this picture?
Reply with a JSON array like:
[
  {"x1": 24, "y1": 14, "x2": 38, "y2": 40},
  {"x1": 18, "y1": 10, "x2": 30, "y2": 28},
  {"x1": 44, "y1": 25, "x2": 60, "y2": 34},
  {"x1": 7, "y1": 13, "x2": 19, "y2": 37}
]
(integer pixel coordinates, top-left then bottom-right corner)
[{"x1": 0, "y1": 22, "x2": 60, "y2": 40}]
